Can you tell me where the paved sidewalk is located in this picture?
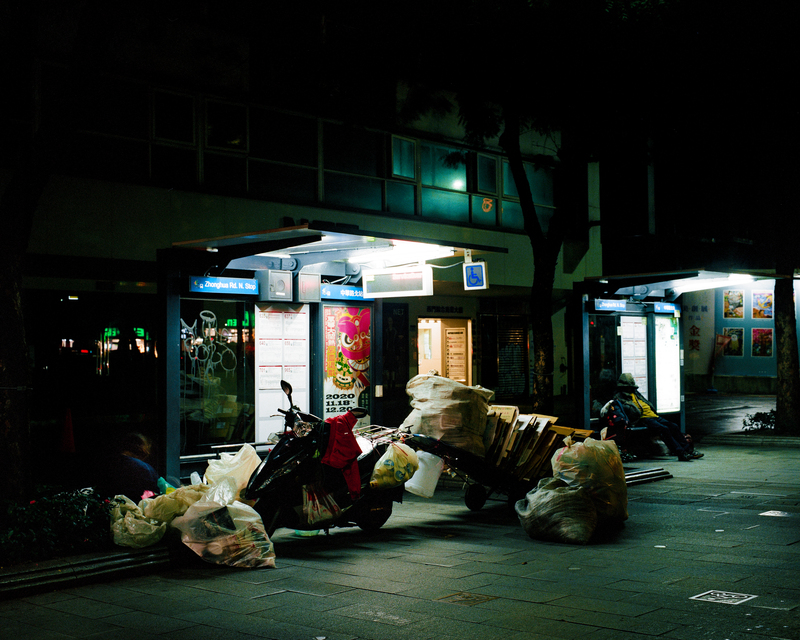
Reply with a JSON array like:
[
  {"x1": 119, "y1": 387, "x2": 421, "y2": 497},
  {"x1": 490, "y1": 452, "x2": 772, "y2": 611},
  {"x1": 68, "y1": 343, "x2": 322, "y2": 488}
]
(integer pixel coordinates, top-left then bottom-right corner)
[{"x1": 2, "y1": 441, "x2": 799, "y2": 640}]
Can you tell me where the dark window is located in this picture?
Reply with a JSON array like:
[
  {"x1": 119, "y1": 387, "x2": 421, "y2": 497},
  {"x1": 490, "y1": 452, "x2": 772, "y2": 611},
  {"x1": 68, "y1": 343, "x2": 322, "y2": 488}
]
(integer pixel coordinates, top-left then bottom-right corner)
[
  {"x1": 323, "y1": 123, "x2": 383, "y2": 177},
  {"x1": 392, "y1": 136, "x2": 416, "y2": 179},
  {"x1": 421, "y1": 188, "x2": 469, "y2": 222},
  {"x1": 83, "y1": 78, "x2": 148, "y2": 138},
  {"x1": 386, "y1": 182, "x2": 415, "y2": 215},
  {"x1": 152, "y1": 145, "x2": 197, "y2": 189},
  {"x1": 206, "y1": 101, "x2": 247, "y2": 151},
  {"x1": 249, "y1": 161, "x2": 317, "y2": 203},
  {"x1": 154, "y1": 92, "x2": 195, "y2": 143},
  {"x1": 204, "y1": 153, "x2": 247, "y2": 194},
  {"x1": 250, "y1": 110, "x2": 317, "y2": 166},
  {"x1": 477, "y1": 154, "x2": 497, "y2": 194},
  {"x1": 501, "y1": 201, "x2": 525, "y2": 230},
  {"x1": 324, "y1": 173, "x2": 382, "y2": 211},
  {"x1": 503, "y1": 161, "x2": 554, "y2": 206}
]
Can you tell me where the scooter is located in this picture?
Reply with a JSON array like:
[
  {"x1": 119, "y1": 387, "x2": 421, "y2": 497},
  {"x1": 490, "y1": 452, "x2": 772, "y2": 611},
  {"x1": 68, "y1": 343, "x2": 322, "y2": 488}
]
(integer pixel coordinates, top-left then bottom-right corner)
[{"x1": 243, "y1": 381, "x2": 404, "y2": 536}]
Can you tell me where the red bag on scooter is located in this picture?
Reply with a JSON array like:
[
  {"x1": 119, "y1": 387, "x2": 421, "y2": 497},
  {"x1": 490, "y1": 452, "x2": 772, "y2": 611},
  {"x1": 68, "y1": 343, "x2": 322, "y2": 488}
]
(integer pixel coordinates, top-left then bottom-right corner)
[{"x1": 302, "y1": 484, "x2": 341, "y2": 525}]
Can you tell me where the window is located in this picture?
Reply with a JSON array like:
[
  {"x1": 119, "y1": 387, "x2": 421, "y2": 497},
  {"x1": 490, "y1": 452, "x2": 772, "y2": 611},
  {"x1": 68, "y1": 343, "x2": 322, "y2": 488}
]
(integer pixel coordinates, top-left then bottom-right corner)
[
  {"x1": 323, "y1": 123, "x2": 384, "y2": 177},
  {"x1": 501, "y1": 200, "x2": 525, "y2": 230},
  {"x1": 386, "y1": 181, "x2": 416, "y2": 215},
  {"x1": 472, "y1": 195, "x2": 497, "y2": 226},
  {"x1": 421, "y1": 188, "x2": 469, "y2": 222},
  {"x1": 503, "y1": 161, "x2": 554, "y2": 206},
  {"x1": 250, "y1": 110, "x2": 317, "y2": 166},
  {"x1": 477, "y1": 154, "x2": 497, "y2": 194},
  {"x1": 154, "y1": 92, "x2": 195, "y2": 143},
  {"x1": 249, "y1": 161, "x2": 317, "y2": 203},
  {"x1": 206, "y1": 101, "x2": 247, "y2": 151},
  {"x1": 392, "y1": 136, "x2": 416, "y2": 179},
  {"x1": 421, "y1": 143, "x2": 467, "y2": 191},
  {"x1": 204, "y1": 153, "x2": 247, "y2": 194},
  {"x1": 324, "y1": 174, "x2": 382, "y2": 211},
  {"x1": 152, "y1": 146, "x2": 197, "y2": 189}
]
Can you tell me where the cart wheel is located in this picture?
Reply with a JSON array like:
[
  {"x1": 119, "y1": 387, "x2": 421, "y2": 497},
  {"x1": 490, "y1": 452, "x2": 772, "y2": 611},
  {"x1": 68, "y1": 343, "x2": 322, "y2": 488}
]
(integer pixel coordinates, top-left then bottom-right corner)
[{"x1": 464, "y1": 483, "x2": 487, "y2": 511}]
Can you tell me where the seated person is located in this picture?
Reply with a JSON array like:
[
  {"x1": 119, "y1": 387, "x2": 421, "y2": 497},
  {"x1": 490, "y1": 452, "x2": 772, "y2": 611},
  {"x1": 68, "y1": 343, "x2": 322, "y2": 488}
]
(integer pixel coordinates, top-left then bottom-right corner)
[
  {"x1": 102, "y1": 432, "x2": 161, "y2": 501},
  {"x1": 614, "y1": 373, "x2": 703, "y2": 461},
  {"x1": 599, "y1": 397, "x2": 637, "y2": 462}
]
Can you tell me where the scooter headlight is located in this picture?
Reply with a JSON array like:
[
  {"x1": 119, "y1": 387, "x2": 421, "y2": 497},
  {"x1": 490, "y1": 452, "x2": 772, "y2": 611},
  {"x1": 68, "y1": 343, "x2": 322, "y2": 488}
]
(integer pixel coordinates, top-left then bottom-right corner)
[{"x1": 293, "y1": 421, "x2": 313, "y2": 437}]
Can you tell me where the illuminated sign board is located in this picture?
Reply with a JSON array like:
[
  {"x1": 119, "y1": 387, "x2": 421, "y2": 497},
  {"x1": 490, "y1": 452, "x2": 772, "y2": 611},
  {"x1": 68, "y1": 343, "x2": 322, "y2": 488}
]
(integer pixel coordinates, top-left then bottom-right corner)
[
  {"x1": 321, "y1": 284, "x2": 373, "y2": 301},
  {"x1": 654, "y1": 302, "x2": 680, "y2": 314},
  {"x1": 463, "y1": 262, "x2": 489, "y2": 291},
  {"x1": 190, "y1": 276, "x2": 259, "y2": 295},
  {"x1": 595, "y1": 299, "x2": 627, "y2": 311},
  {"x1": 362, "y1": 265, "x2": 433, "y2": 299}
]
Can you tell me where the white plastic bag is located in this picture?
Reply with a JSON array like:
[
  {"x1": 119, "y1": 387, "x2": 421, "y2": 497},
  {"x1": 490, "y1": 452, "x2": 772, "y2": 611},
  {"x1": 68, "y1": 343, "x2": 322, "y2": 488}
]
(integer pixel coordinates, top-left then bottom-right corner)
[
  {"x1": 110, "y1": 496, "x2": 167, "y2": 548},
  {"x1": 551, "y1": 437, "x2": 628, "y2": 522},
  {"x1": 171, "y1": 500, "x2": 276, "y2": 568},
  {"x1": 203, "y1": 444, "x2": 262, "y2": 496}
]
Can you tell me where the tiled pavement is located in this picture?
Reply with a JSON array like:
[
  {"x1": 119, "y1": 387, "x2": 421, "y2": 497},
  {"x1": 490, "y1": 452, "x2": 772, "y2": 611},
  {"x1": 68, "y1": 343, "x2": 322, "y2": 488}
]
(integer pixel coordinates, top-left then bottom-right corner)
[{"x1": 2, "y1": 439, "x2": 799, "y2": 640}]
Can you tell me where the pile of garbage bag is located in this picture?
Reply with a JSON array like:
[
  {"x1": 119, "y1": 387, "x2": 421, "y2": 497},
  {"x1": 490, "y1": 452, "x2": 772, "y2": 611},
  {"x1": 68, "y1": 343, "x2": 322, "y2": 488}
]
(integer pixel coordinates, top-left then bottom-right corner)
[
  {"x1": 109, "y1": 444, "x2": 275, "y2": 568},
  {"x1": 515, "y1": 436, "x2": 628, "y2": 545}
]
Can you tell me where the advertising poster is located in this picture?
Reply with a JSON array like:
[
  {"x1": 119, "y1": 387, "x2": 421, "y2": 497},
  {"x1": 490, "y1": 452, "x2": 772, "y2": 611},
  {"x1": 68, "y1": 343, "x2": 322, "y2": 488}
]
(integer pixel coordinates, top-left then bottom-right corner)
[
  {"x1": 723, "y1": 327, "x2": 744, "y2": 357},
  {"x1": 752, "y1": 328, "x2": 773, "y2": 357},
  {"x1": 323, "y1": 305, "x2": 371, "y2": 420},
  {"x1": 752, "y1": 291, "x2": 774, "y2": 319},
  {"x1": 723, "y1": 290, "x2": 744, "y2": 318}
]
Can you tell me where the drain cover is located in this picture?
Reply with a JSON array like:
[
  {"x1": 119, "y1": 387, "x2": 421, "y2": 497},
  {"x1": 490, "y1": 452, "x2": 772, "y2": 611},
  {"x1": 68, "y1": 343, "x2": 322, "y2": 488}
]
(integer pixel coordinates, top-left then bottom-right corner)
[
  {"x1": 690, "y1": 590, "x2": 758, "y2": 605},
  {"x1": 437, "y1": 592, "x2": 498, "y2": 606}
]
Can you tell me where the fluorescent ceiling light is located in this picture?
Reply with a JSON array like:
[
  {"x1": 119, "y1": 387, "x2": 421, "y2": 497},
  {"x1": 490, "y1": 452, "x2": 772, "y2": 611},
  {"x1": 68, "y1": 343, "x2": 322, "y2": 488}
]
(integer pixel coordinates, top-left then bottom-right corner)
[
  {"x1": 351, "y1": 240, "x2": 455, "y2": 269},
  {"x1": 670, "y1": 273, "x2": 756, "y2": 296}
]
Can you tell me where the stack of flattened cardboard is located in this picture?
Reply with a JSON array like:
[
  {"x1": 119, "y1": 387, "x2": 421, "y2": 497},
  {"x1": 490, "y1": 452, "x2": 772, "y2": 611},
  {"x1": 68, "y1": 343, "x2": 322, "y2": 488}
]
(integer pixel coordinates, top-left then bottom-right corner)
[{"x1": 484, "y1": 405, "x2": 592, "y2": 482}]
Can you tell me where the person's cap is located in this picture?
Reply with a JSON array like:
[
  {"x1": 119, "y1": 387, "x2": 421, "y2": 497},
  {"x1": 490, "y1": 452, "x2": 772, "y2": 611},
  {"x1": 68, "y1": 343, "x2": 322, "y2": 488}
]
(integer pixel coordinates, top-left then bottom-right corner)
[{"x1": 617, "y1": 373, "x2": 638, "y2": 389}]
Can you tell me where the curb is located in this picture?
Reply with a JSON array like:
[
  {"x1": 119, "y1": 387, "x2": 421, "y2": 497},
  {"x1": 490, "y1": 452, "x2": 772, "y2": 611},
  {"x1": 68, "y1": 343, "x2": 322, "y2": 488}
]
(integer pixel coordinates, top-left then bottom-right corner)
[
  {"x1": 700, "y1": 434, "x2": 800, "y2": 447},
  {"x1": 0, "y1": 546, "x2": 171, "y2": 600}
]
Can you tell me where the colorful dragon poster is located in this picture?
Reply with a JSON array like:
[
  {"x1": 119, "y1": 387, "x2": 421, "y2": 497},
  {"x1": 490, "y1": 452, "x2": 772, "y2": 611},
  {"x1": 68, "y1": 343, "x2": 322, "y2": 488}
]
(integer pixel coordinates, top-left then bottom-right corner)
[{"x1": 323, "y1": 305, "x2": 371, "y2": 420}]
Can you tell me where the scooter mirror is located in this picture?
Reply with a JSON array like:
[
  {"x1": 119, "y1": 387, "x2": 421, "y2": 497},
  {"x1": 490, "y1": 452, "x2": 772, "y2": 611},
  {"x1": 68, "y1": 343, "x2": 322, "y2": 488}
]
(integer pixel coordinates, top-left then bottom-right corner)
[
  {"x1": 351, "y1": 407, "x2": 368, "y2": 419},
  {"x1": 281, "y1": 380, "x2": 293, "y2": 396}
]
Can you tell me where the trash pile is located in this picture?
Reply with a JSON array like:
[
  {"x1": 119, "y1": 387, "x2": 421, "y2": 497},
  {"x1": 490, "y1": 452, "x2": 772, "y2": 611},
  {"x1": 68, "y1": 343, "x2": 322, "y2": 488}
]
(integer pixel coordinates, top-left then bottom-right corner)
[
  {"x1": 109, "y1": 444, "x2": 276, "y2": 568},
  {"x1": 515, "y1": 437, "x2": 628, "y2": 544}
]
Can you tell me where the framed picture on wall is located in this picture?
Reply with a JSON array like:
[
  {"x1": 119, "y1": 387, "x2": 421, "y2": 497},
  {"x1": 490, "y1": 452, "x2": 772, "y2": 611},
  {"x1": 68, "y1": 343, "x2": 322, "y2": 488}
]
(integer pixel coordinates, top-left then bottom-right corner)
[
  {"x1": 752, "y1": 328, "x2": 773, "y2": 357},
  {"x1": 723, "y1": 290, "x2": 744, "y2": 318},
  {"x1": 752, "y1": 291, "x2": 773, "y2": 319},
  {"x1": 723, "y1": 327, "x2": 744, "y2": 356}
]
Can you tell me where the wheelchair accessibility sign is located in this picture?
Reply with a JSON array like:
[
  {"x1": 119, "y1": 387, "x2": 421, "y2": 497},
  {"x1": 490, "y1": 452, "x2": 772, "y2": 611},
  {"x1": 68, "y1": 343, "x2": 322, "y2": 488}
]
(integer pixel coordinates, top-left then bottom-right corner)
[{"x1": 463, "y1": 261, "x2": 489, "y2": 291}]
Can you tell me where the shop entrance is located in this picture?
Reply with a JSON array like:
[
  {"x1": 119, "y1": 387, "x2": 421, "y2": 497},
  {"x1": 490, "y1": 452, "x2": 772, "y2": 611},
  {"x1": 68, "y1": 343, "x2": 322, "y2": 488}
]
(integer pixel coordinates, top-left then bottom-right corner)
[{"x1": 417, "y1": 317, "x2": 472, "y2": 385}]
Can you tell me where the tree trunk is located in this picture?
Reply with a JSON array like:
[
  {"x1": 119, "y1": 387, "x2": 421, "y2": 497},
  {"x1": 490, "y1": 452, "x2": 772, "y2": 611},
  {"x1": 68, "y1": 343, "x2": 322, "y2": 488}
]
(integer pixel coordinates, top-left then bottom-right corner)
[
  {"x1": 500, "y1": 106, "x2": 564, "y2": 415},
  {"x1": 774, "y1": 270, "x2": 800, "y2": 434}
]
